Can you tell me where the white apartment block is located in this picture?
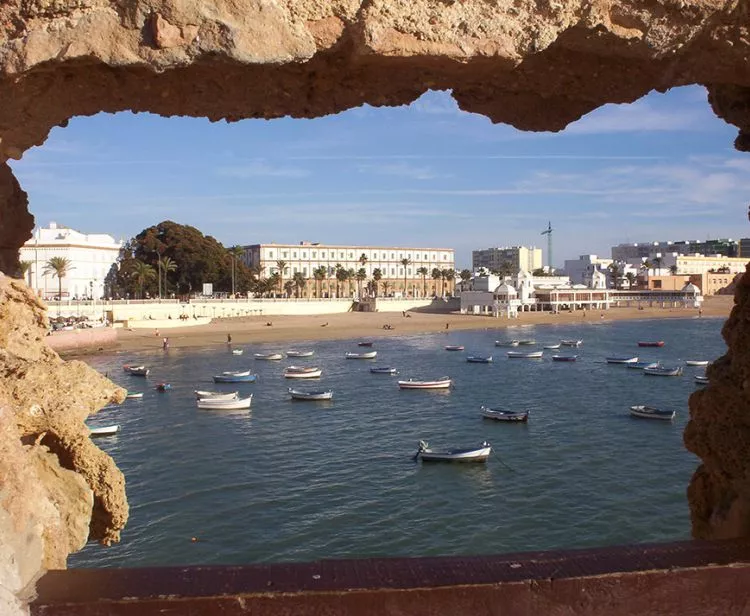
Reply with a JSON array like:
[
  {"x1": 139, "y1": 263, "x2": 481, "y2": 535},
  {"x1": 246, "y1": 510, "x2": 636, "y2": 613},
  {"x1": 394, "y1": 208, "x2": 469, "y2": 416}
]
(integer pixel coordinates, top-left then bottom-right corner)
[
  {"x1": 242, "y1": 242, "x2": 456, "y2": 297},
  {"x1": 563, "y1": 255, "x2": 613, "y2": 287},
  {"x1": 19, "y1": 222, "x2": 122, "y2": 300},
  {"x1": 660, "y1": 254, "x2": 748, "y2": 276},
  {"x1": 472, "y1": 246, "x2": 542, "y2": 273}
]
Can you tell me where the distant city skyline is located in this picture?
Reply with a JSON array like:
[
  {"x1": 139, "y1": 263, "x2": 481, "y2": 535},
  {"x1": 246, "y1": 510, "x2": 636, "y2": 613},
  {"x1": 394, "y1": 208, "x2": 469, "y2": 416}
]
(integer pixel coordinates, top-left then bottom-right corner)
[{"x1": 10, "y1": 85, "x2": 749, "y2": 269}]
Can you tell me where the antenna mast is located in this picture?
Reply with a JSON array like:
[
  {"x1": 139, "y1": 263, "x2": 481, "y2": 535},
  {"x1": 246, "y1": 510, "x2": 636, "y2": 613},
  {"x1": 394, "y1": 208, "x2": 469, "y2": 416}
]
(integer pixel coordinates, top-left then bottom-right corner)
[{"x1": 541, "y1": 221, "x2": 553, "y2": 272}]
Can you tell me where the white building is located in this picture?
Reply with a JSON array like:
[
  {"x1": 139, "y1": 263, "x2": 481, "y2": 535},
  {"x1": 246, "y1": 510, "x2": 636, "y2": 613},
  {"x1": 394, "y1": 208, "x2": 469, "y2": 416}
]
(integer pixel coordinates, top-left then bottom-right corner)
[
  {"x1": 242, "y1": 242, "x2": 456, "y2": 298},
  {"x1": 18, "y1": 222, "x2": 122, "y2": 300},
  {"x1": 563, "y1": 255, "x2": 613, "y2": 286},
  {"x1": 472, "y1": 246, "x2": 543, "y2": 273},
  {"x1": 659, "y1": 253, "x2": 748, "y2": 276}
]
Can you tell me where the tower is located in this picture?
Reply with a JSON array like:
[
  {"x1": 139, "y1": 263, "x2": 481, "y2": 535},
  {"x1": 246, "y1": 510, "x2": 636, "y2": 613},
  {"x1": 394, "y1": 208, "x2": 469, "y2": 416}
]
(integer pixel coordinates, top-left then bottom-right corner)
[{"x1": 541, "y1": 221, "x2": 553, "y2": 272}]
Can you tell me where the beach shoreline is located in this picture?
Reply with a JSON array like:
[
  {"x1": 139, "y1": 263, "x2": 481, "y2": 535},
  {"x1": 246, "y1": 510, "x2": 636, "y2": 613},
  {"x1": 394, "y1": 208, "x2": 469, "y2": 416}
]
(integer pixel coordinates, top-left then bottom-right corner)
[{"x1": 59, "y1": 296, "x2": 733, "y2": 357}]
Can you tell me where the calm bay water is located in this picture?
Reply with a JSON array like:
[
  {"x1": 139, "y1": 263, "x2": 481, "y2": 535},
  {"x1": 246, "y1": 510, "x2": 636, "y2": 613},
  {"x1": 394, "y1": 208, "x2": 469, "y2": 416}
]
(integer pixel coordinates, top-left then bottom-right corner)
[{"x1": 71, "y1": 317, "x2": 724, "y2": 568}]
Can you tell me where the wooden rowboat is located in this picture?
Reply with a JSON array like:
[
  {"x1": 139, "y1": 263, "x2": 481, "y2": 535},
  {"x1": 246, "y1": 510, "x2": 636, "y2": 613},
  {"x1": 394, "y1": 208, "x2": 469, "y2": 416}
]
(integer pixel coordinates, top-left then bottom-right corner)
[
  {"x1": 481, "y1": 407, "x2": 529, "y2": 422},
  {"x1": 345, "y1": 351, "x2": 377, "y2": 359},
  {"x1": 507, "y1": 351, "x2": 543, "y2": 359},
  {"x1": 287, "y1": 350, "x2": 314, "y2": 357},
  {"x1": 398, "y1": 377, "x2": 452, "y2": 390},
  {"x1": 629, "y1": 405, "x2": 675, "y2": 420},
  {"x1": 638, "y1": 341, "x2": 665, "y2": 347},
  {"x1": 197, "y1": 395, "x2": 253, "y2": 410},
  {"x1": 89, "y1": 425, "x2": 120, "y2": 436},
  {"x1": 194, "y1": 390, "x2": 239, "y2": 400},
  {"x1": 415, "y1": 440, "x2": 491, "y2": 462},
  {"x1": 283, "y1": 366, "x2": 323, "y2": 379},
  {"x1": 288, "y1": 388, "x2": 333, "y2": 401}
]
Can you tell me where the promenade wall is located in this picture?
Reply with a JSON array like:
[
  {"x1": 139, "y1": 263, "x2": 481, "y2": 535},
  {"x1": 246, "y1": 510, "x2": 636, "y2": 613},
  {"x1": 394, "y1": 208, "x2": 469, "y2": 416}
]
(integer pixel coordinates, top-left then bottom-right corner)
[{"x1": 45, "y1": 328, "x2": 118, "y2": 353}]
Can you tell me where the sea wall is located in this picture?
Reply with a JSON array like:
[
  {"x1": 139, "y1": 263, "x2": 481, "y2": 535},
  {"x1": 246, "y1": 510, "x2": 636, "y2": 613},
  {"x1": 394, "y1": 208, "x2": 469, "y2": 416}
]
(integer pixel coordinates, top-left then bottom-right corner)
[{"x1": 45, "y1": 328, "x2": 118, "y2": 353}]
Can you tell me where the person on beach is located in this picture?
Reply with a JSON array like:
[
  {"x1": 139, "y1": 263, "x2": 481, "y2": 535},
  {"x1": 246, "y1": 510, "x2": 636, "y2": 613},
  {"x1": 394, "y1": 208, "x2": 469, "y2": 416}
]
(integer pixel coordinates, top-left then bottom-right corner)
[
  {"x1": 227, "y1": 333, "x2": 232, "y2": 344},
  {"x1": 162, "y1": 337, "x2": 169, "y2": 350},
  {"x1": 445, "y1": 323, "x2": 449, "y2": 330}
]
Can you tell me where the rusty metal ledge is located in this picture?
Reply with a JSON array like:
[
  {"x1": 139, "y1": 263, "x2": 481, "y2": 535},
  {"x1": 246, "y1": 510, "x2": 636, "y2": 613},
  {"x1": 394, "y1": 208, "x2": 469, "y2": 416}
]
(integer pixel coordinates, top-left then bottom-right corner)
[{"x1": 31, "y1": 539, "x2": 750, "y2": 616}]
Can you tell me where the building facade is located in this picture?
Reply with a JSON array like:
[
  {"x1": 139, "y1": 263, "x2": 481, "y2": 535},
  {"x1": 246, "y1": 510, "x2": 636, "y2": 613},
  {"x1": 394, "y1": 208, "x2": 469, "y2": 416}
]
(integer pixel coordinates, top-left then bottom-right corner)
[
  {"x1": 242, "y1": 242, "x2": 456, "y2": 298},
  {"x1": 612, "y1": 239, "x2": 741, "y2": 261},
  {"x1": 18, "y1": 222, "x2": 122, "y2": 300},
  {"x1": 659, "y1": 254, "x2": 748, "y2": 276},
  {"x1": 472, "y1": 246, "x2": 542, "y2": 274},
  {"x1": 563, "y1": 254, "x2": 613, "y2": 287}
]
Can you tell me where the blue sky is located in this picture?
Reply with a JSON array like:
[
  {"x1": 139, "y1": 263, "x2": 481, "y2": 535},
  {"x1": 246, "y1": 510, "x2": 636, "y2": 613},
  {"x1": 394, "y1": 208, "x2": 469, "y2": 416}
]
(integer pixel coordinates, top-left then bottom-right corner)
[{"x1": 10, "y1": 85, "x2": 748, "y2": 269}]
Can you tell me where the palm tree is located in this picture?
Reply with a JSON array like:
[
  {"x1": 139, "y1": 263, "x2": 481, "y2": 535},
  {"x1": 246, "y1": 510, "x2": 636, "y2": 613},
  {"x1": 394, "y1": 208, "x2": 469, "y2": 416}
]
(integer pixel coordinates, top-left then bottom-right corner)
[
  {"x1": 652, "y1": 256, "x2": 663, "y2": 273},
  {"x1": 356, "y1": 268, "x2": 367, "y2": 298},
  {"x1": 459, "y1": 269, "x2": 471, "y2": 291},
  {"x1": 432, "y1": 267, "x2": 442, "y2": 297},
  {"x1": 275, "y1": 260, "x2": 288, "y2": 296},
  {"x1": 284, "y1": 280, "x2": 295, "y2": 297},
  {"x1": 131, "y1": 260, "x2": 156, "y2": 299},
  {"x1": 292, "y1": 272, "x2": 306, "y2": 298},
  {"x1": 229, "y1": 246, "x2": 244, "y2": 296},
  {"x1": 158, "y1": 256, "x2": 177, "y2": 298},
  {"x1": 607, "y1": 262, "x2": 622, "y2": 290},
  {"x1": 414, "y1": 266, "x2": 428, "y2": 297},
  {"x1": 313, "y1": 266, "x2": 327, "y2": 298},
  {"x1": 359, "y1": 253, "x2": 368, "y2": 269},
  {"x1": 382, "y1": 280, "x2": 392, "y2": 297},
  {"x1": 400, "y1": 258, "x2": 411, "y2": 297},
  {"x1": 625, "y1": 272, "x2": 637, "y2": 289},
  {"x1": 372, "y1": 268, "x2": 383, "y2": 298},
  {"x1": 444, "y1": 268, "x2": 456, "y2": 296},
  {"x1": 19, "y1": 260, "x2": 32, "y2": 286},
  {"x1": 336, "y1": 265, "x2": 349, "y2": 297},
  {"x1": 43, "y1": 257, "x2": 73, "y2": 309},
  {"x1": 267, "y1": 273, "x2": 281, "y2": 298}
]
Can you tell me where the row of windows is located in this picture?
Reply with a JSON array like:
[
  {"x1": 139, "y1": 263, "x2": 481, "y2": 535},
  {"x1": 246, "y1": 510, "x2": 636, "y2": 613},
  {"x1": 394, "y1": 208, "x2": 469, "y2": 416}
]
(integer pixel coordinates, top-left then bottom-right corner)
[
  {"x1": 271, "y1": 267, "x2": 453, "y2": 277},
  {"x1": 264, "y1": 250, "x2": 451, "y2": 261}
]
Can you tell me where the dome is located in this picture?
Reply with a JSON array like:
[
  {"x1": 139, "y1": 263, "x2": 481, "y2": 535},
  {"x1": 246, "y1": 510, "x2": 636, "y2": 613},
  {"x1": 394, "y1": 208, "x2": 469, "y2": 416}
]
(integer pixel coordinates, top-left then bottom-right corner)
[
  {"x1": 681, "y1": 282, "x2": 701, "y2": 295},
  {"x1": 494, "y1": 283, "x2": 518, "y2": 296}
]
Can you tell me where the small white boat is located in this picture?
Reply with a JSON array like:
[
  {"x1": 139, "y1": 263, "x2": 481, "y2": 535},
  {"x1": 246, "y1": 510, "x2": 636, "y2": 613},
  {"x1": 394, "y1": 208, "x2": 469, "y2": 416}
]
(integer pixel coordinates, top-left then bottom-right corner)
[
  {"x1": 517, "y1": 340, "x2": 536, "y2": 345},
  {"x1": 231, "y1": 349, "x2": 244, "y2": 355},
  {"x1": 543, "y1": 343, "x2": 561, "y2": 350},
  {"x1": 551, "y1": 355, "x2": 578, "y2": 362},
  {"x1": 197, "y1": 395, "x2": 252, "y2": 410},
  {"x1": 254, "y1": 353, "x2": 283, "y2": 361},
  {"x1": 507, "y1": 351, "x2": 543, "y2": 359},
  {"x1": 629, "y1": 405, "x2": 676, "y2": 420},
  {"x1": 127, "y1": 366, "x2": 150, "y2": 376},
  {"x1": 370, "y1": 367, "x2": 398, "y2": 375},
  {"x1": 561, "y1": 339, "x2": 583, "y2": 347},
  {"x1": 627, "y1": 361, "x2": 660, "y2": 370},
  {"x1": 288, "y1": 388, "x2": 333, "y2": 401},
  {"x1": 606, "y1": 356, "x2": 639, "y2": 364},
  {"x1": 695, "y1": 375, "x2": 709, "y2": 384},
  {"x1": 495, "y1": 340, "x2": 519, "y2": 347},
  {"x1": 481, "y1": 407, "x2": 529, "y2": 422},
  {"x1": 287, "y1": 350, "x2": 314, "y2": 358},
  {"x1": 415, "y1": 440, "x2": 491, "y2": 462},
  {"x1": 685, "y1": 360, "x2": 710, "y2": 367},
  {"x1": 643, "y1": 365, "x2": 683, "y2": 377},
  {"x1": 398, "y1": 377, "x2": 452, "y2": 390},
  {"x1": 89, "y1": 425, "x2": 120, "y2": 436},
  {"x1": 466, "y1": 355, "x2": 493, "y2": 363},
  {"x1": 222, "y1": 370, "x2": 252, "y2": 377},
  {"x1": 284, "y1": 366, "x2": 323, "y2": 378},
  {"x1": 194, "y1": 390, "x2": 239, "y2": 400},
  {"x1": 345, "y1": 351, "x2": 377, "y2": 359},
  {"x1": 444, "y1": 345, "x2": 465, "y2": 351},
  {"x1": 125, "y1": 392, "x2": 143, "y2": 399}
]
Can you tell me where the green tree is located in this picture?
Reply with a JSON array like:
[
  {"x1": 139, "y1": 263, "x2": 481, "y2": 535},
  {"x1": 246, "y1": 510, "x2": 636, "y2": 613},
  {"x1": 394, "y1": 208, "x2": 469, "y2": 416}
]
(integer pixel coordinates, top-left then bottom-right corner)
[
  {"x1": 442, "y1": 268, "x2": 455, "y2": 296},
  {"x1": 131, "y1": 260, "x2": 156, "y2": 299},
  {"x1": 229, "y1": 246, "x2": 244, "y2": 296},
  {"x1": 382, "y1": 279, "x2": 392, "y2": 296},
  {"x1": 292, "y1": 271, "x2": 306, "y2": 298},
  {"x1": 652, "y1": 256, "x2": 663, "y2": 272},
  {"x1": 266, "y1": 273, "x2": 281, "y2": 298},
  {"x1": 158, "y1": 255, "x2": 177, "y2": 298},
  {"x1": 625, "y1": 272, "x2": 637, "y2": 289},
  {"x1": 313, "y1": 266, "x2": 327, "y2": 298},
  {"x1": 607, "y1": 262, "x2": 622, "y2": 290},
  {"x1": 499, "y1": 261, "x2": 514, "y2": 278},
  {"x1": 356, "y1": 268, "x2": 367, "y2": 298},
  {"x1": 335, "y1": 265, "x2": 349, "y2": 297},
  {"x1": 43, "y1": 257, "x2": 73, "y2": 308},
  {"x1": 275, "y1": 260, "x2": 288, "y2": 295},
  {"x1": 359, "y1": 253, "x2": 368, "y2": 269},
  {"x1": 284, "y1": 280, "x2": 295, "y2": 297},
  {"x1": 459, "y1": 268, "x2": 472, "y2": 291},
  {"x1": 417, "y1": 266, "x2": 429, "y2": 297},
  {"x1": 400, "y1": 258, "x2": 411, "y2": 297},
  {"x1": 432, "y1": 267, "x2": 442, "y2": 297},
  {"x1": 669, "y1": 264, "x2": 679, "y2": 275},
  {"x1": 372, "y1": 268, "x2": 383, "y2": 298}
]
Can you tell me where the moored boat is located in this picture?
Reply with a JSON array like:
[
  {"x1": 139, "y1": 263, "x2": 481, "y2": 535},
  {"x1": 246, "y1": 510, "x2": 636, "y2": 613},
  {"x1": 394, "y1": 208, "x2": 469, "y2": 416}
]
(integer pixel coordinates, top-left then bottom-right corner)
[
  {"x1": 627, "y1": 361, "x2": 660, "y2": 370},
  {"x1": 345, "y1": 351, "x2": 377, "y2": 359},
  {"x1": 125, "y1": 392, "x2": 143, "y2": 399},
  {"x1": 357, "y1": 341, "x2": 374, "y2": 347},
  {"x1": 444, "y1": 345, "x2": 465, "y2": 351},
  {"x1": 551, "y1": 355, "x2": 577, "y2": 362},
  {"x1": 495, "y1": 340, "x2": 519, "y2": 347},
  {"x1": 466, "y1": 355, "x2": 493, "y2": 363},
  {"x1": 231, "y1": 349, "x2": 244, "y2": 355},
  {"x1": 370, "y1": 367, "x2": 398, "y2": 374},
  {"x1": 286, "y1": 350, "x2": 314, "y2": 358},
  {"x1": 254, "y1": 353, "x2": 283, "y2": 361},
  {"x1": 643, "y1": 365, "x2": 683, "y2": 377},
  {"x1": 480, "y1": 407, "x2": 529, "y2": 422},
  {"x1": 507, "y1": 350, "x2": 543, "y2": 359},
  {"x1": 543, "y1": 343, "x2": 561, "y2": 350},
  {"x1": 155, "y1": 382, "x2": 171, "y2": 392},
  {"x1": 194, "y1": 390, "x2": 239, "y2": 400},
  {"x1": 126, "y1": 366, "x2": 150, "y2": 376},
  {"x1": 517, "y1": 340, "x2": 536, "y2": 345},
  {"x1": 685, "y1": 360, "x2": 710, "y2": 367},
  {"x1": 197, "y1": 395, "x2": 253, "y2": 410},
  {"x1": 638, "y1": 341, "x2": 665, "y2": 347},
  {"x1": 283, "y1": 366, "x2": 323, "y2": 378},
  {"x1": 694, "y1": 375, "x2": 709, "y2": 384},
  {"x1": 88, "y1": 425, "x2": 120, "y2": 436},
  {"x1": 561, "y1": 339, "x2": 583, "y2": 347},
  {"x1": 288, "y1": 388, "x2": 334, "y2": 401},
  {"x1": 606, "y1": 356, "x2": 639, "y2": 364},
  {"x1": 629, "y1": 405, "x2": 676, "y2": 420},
  {"x1": 414, "y1": 440, "x2": 491, "y2": 462},
  {"x1": 398, "y1": 377, "x2": 452, "y2": 390},
  {"x1": 212, "y1": 372, "x2": 258, "y2": 383}
]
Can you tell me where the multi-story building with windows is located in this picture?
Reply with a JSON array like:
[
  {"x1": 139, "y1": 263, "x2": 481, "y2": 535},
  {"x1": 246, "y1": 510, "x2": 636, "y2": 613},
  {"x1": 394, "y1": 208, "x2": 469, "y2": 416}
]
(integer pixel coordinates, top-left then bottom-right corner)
[
  {"x1": 18, "y1": 222, "x2": 122, "y2": 300},
  {"x1": 242, "y1": 242, "x2": 456, "y2": 298},
  {"x1": 612, "y1": 239, "x2": 741, "y2": 261},
  {"x1": 471, "y1": 246, "x2": 542, "y2": 274}
]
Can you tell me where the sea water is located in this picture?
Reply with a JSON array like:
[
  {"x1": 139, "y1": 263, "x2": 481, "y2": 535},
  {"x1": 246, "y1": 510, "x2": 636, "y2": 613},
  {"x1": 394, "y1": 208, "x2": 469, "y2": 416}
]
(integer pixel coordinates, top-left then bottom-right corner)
[{"x1": 70, "y1": 317, "x2": 723, "y2": 567}]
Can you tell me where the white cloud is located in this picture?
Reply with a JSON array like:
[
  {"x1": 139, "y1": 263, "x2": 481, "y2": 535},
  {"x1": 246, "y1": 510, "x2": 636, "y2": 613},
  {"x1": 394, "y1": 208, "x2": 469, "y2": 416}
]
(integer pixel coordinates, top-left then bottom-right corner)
[
  {"x1": 357, "y1": 162, "x2": 440, "y2": 181},
  {"x1": 216, "y1": 161, "x2": 310, "y2": 179}
]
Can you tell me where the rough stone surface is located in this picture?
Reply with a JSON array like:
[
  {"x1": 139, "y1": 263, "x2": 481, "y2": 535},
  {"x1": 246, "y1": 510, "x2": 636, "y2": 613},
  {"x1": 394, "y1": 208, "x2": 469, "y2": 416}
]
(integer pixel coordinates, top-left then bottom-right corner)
[{"x1": 0, "y1": 274, "x2": 127, "y2": 588}]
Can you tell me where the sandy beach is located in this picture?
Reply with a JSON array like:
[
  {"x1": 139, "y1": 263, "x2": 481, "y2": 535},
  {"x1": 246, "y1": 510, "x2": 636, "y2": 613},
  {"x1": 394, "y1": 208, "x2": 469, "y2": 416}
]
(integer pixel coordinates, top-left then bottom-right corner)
[{"x1": 100, "y1": 296, "x2": 733, "y2": 355}]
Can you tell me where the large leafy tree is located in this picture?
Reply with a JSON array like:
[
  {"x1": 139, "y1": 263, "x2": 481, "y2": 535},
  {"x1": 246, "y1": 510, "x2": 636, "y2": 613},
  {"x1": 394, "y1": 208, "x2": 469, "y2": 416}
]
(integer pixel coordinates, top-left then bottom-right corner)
[{"x1": 128, "y1": 221, "x2": 253, "y2": 295}]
